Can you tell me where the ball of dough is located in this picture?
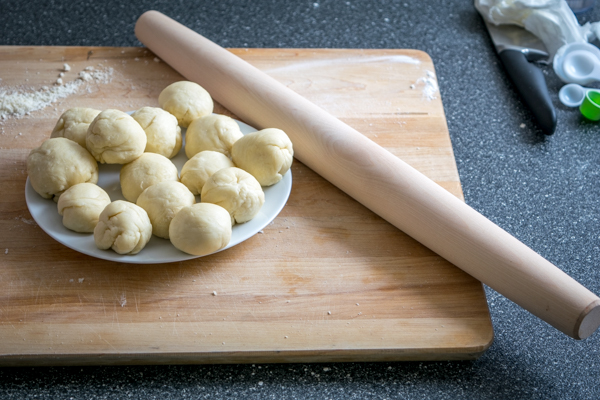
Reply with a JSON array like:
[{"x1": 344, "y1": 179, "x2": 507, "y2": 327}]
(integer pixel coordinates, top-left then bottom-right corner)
[
  {"x1": 57, "y1": 183, "x2": 111, "y2": 233},
  {"x1": 27, "y1": 137, "x2": 98, "y2": 201},
  {"x1": 86, "y1": 109, "x2": 147, "y2": 164},
  {"x1": 185, "y1": 114, "x2": 243, "y2": 159},
  {"x1": 120, "y1": 153, "x2": 179, "y2": 203},
  {"x1": 94, "y1": 200, "x2": 152, "y2": 255},
  {"x1": 137, "y1": 181, "x2": 195, "y2": 239},
  {"x1": 158, "y1": 81, "x2": 213, "y2": 128},
  {"x1": 169, "y1": 203, "x2": 231, "y2": 256},
  {"x1": 50, "y1": 107, "x2": 101, "y2": 148},
  {"x1": 131, "y1": 107, "x2": 182, "y2": 158},
  {"x1": 231, "y1": 128, "x2": 293, "y2": 186},
  {"x1": 180, "y1": 151, "x2": 235, "y2": 195},
  {"x1": 201, "y1": 167, "x2": 264, "y2": 225}
]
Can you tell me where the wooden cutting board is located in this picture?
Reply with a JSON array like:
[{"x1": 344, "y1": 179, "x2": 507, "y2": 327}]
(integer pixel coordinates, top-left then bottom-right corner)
[{"x1": 0, "y1": 46, "x2": 493, "y2": 366}]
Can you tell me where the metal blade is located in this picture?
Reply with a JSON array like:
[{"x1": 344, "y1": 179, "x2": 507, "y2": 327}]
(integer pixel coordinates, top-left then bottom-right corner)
[{"x1": 484, "y1": 20, "x2": 549, "y2": 62}]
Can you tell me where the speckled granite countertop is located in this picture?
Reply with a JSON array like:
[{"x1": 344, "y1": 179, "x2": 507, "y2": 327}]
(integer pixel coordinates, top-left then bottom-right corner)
[{"x1": 1, "y1": 1, "x2": 599, "y2": 399}]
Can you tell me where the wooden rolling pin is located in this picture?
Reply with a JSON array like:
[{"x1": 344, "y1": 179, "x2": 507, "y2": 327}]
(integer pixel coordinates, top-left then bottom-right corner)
[{"x1": 135, "y1": 10, "x2": 600, "y2": 339}]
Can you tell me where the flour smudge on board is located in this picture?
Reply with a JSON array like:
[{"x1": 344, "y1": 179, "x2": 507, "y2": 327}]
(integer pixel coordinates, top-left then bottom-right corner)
[
  {"x1": 0, "y1": 66, "x2": 113, "y2": 120},
  {"x1": 263, "y1": 55, "x2": 421, "y2": 74}
]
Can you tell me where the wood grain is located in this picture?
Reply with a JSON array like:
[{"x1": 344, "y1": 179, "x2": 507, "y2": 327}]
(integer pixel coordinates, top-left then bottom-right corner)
[
  {"x1": 135, "y1": 11, "x2": 600, "y2": 340},
  {"x1": 0, "y1": 45, "x2": 492, "y2": 366}
]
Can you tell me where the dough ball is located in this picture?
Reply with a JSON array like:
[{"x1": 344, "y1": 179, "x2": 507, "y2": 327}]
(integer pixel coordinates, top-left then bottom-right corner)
[
  {"x1": 231, "y1": 128, "x2": 293, "y2": 186},
  {"x1": 158, "y1": 81, "x2": 213, "y2": 128},
  {"x1": 185, "y1": 114, "x2": 243, "y2": 159},
  {"x1": 27, "y1": 137, "x2": 98, "y2": 201},
  {"x1": 201, "y1": 167, "x2": 264, "y2": 225},
  {"x1": 131, "y1": 106, "x2": 182, "y2": 159},
  {"x1": 50, "y1": 107, "x2": 101, "y2": 148},
  {"x1": 120, "y1": 153, "x2": 179, "y2": 203},
  {"x1": 180, "y1": 151, "x2": 234, "y2": 195},
  {"x1": 137, "y1": 181, "x2": 195, "y2": 239},
  {"x1": 86, "y1": 109, "x2": 147, "y2": 164},
  {"x1": 57, "y1": 183, "x2": 111, "y2": 233},
  {"x1": 169, "y1": 203, "x2": 231, "y2": 256},
  {"x1": 94, "y1": 201, "x2": 152, "y2": 255}
]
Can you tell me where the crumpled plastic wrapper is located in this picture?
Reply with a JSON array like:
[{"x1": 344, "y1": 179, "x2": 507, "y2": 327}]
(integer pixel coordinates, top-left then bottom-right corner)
[{"x1": 475, "y1": 0, "x2": 600, "y2": 60}]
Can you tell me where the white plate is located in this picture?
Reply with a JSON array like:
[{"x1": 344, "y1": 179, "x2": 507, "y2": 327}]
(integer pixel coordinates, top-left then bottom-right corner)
[{"x1": 25, "y1": 119, "x2": 292, "y2": 264}]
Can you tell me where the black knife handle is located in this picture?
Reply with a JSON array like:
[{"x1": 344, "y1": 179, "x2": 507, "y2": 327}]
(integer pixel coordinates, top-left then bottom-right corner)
[{"x1": 499, "y1": 49, "x2": 557, "y2": 135}]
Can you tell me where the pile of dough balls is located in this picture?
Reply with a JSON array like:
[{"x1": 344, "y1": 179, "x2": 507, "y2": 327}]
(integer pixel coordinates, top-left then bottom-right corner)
[{"x1": 26, "y1": 80, "x2": 294, "y2": 258}]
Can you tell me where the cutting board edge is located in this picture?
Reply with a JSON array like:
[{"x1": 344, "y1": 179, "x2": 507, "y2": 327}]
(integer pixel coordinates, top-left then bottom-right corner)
[
  {"x1": 0, "y1": 344, "x2": 492, "y2": 367},
  {"x1": 0, "y1": 45, "x2": 491, "y2": 364}
]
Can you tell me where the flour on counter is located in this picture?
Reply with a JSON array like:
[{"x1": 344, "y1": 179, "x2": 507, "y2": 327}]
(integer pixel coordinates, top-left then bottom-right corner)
[{"x1": 0, "y1": 66, "x2": 113, "y2": 120}]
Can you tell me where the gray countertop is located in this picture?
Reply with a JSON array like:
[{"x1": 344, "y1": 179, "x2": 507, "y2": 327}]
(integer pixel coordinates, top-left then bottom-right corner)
[{"x1": 1, "y1": 0, "x2": 600, "y2": 399}]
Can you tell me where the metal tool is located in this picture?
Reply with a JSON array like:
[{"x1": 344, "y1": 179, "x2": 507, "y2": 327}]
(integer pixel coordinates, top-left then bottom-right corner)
[{"x1": 481, "y1": 20, "x2": 557, "y2": 135}]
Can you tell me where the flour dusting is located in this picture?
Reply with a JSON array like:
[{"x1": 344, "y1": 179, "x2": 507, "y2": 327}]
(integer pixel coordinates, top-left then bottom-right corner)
[
  {"x1": 264, "y1": 55, "x2": 421, "y2": 73},
  {"x1": 0, "y1": 66, "x2": 114, "y2": 120},
  {"x1": 15, "y1": 216, "x2": 36, "y2": 225},
  {"x1": 119, "y1": 293, "x2": 127, "y2": 307},
  {"x1": 415, "y1": 70, "x2": 438, "y2": 101}
]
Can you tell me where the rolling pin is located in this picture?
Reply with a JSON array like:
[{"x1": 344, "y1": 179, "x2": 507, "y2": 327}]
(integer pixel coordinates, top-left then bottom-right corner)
[{"x1": 135, "y1": 10, "x2": 600, "y2": 339}]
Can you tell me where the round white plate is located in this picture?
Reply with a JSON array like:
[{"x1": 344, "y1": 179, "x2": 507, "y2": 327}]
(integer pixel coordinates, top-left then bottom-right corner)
[{"x1": 25, "y1": 119, "x2": 292, "y2": 264}]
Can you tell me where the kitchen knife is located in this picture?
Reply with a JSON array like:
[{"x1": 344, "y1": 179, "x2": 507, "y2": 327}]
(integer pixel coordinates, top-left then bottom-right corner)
[{"x1": 482, "y1": 19, "x2": 557, "y2": 135}]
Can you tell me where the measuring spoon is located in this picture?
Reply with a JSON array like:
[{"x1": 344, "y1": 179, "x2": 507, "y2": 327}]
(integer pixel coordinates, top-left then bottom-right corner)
[
  {"x1": 562, "y1": 48, "x2": 600, "y2": 85},
  {"x1": 559, "y1": 83, "x2": 598, "y2": 107},
  {"x1": 553, "y1": 43, "x2": 600, "y2": 84}
]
